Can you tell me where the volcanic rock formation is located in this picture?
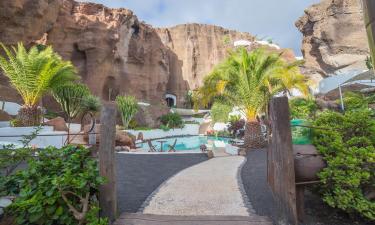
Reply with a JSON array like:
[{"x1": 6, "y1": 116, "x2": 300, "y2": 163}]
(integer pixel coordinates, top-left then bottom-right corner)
[
  {"x1": 0, "y1": 0, "x2": 295, "y2": 108},
  {"x1": 296, "y1": 0, "x2": 369, "y2": 86}
]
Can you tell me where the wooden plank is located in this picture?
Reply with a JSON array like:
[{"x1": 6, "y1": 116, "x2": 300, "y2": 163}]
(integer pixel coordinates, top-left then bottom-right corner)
[
  {"x1": 99, "y1": 103, "x2": 118, "y2": 222},
  {"x1": 268, "y1": 96, "x2": 298, "y2": 225},
  {"x1": 114, "y1": 213, "x2": 273, "y2": 225}
]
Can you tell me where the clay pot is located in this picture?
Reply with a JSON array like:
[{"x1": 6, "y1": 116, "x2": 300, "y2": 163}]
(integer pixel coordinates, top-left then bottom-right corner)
[{"x1": 293, "y1": 145, "x2": 326, "y2": 182}]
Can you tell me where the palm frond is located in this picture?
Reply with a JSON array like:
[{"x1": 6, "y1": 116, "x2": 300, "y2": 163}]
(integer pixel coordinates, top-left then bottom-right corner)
[{"x1": 0, "y1": 42, "x2": 78, "y2": 107}]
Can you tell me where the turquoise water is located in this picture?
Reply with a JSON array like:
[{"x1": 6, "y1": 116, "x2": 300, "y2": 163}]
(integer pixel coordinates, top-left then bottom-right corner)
[{"x1": 142, "y1": 136, "x2": 232, "y2": 151}]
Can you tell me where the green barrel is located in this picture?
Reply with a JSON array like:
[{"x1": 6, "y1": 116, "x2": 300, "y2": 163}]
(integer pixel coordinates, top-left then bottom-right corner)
[{"x1": 291, "y1": 119, "x2": 312, "y2": 145}]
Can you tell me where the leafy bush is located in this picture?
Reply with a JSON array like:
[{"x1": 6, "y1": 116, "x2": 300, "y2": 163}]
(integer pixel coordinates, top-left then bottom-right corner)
[
  {"x1": 44, "y1": 110, "x2": 59, "y2": 120},
  {"x1": 214, "y1": 130, "x2": 232, "y2": 137},
  {"x1": 52, "y1": 83, "x2": 90, "y2": 121},
  {"x1": 7, "y1": 145, "x2": 106, "y2": 224},
  {"x1": 116, "y1": 95, "x2": 139, "y2": 129},
  {"x1": 211, "y1": 102, "x2": 232, "y2": 123},
  {"x1": 289, "y1": 97, "x2": 318, "y2": 119},
  {"x1": 134, "y1": 126, "x2": 152, "y2": 131},
  {"x1": 312, "y1": 110, "x2": 375, "y2": 220},
  {"x1": 127, "y1": 118, "x2": 138, "y2": 129},
  {"x1": 184, "y1": 91, "x2": 194, "y2": 109},
  {"x1": 0, "y1": 127, "x2": 41, "y2": 196},
  {"x1": 341, "y1": 92, "x2": 371, "y2": 111},
  {"x1": 159, "y1": 124, "x2": 170, "y2": 132},
  {"x1": 159, "y1": 113, "x2": 184, "y2": 129},
  {"x1": 9, "y1": 118, "x2": 22, "y2": 127}
]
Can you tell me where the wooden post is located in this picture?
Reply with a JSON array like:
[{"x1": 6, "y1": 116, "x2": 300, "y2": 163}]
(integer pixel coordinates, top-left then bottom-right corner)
[
  {"x1": 99, "y1": 103, "x2": 117, "y2": 222},
  {"x1": 268, "y1": 96, "x2": 298, "y2": 225},
  {"x1": 296, "y1": 185, "x2": 305, "y2": 223}
]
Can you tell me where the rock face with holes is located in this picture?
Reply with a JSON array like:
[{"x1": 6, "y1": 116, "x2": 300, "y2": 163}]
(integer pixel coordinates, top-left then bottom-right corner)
[
  {"x1": 296, "y1": 0, "x2": 369, "y2": 86},
  {"x1": 156, "y1": 24, "x2": 297, "y2": 103},
  {"x1": 156, "y1": 24, "x2": 255, "y2": 102},
  {"x1": 0, "y1": 0, "x2": 171, "y2": 107},
  {"x1": 0, "y1": 0, "x2": 297, "y2": 109}
]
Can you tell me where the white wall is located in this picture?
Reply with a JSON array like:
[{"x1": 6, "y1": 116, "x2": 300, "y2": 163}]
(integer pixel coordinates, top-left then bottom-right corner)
[
  {"x1": 1, "y1": 101, "x2": 21, "y2": 116},
  {"x1": 0, "y1": 126, "x2": 67, "y2": 148},
  {"x1": 126, "y1": 124, "x2": 200, "y2": 140}
]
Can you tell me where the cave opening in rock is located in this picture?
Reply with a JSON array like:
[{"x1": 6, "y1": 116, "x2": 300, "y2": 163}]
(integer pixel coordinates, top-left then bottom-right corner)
[
  {"x1": 165, "y1": 94, "x2": 177, "y2": 107},
  {"x1": 102, "y1": 76, "x2": 119, "y2": 101}
]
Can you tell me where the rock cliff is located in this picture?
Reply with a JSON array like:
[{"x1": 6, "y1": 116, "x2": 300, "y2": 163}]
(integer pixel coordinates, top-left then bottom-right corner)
[
  {"x1": 0, "y1": 0, "x2": 173, "y2": 106},
  {"x1": 296, "y1": 0, "x2": 369, "y2": 85},
  {"x1": 0, "y1": 0, "x2": 296, "y2": 108},
  {"x1": 156, "y1": 24, "x2": 255, "y2": 102}
]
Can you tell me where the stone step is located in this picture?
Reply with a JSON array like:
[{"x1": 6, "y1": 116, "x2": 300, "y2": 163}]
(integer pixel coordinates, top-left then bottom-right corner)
[{"x1": 114, "y1": 213, "x2": 273, "y2": 225}]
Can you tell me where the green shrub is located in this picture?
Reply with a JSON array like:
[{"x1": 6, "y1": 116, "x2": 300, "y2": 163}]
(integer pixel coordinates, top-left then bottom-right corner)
[
  {"x1": 159, "y1": 124, "x2": 170, "y2": 132},
  {"x1": 52, "y1": 83, "x2": 90, "y2": 121},
  {"x1": 134, "y1": 126, "x2": 152, "y2": 131},
  {"x1": 0, "y1": 127, "x2": 41, "y2": 196},
  {"x1": 313, "y1": 110, "x2": 375, "y2": 220},
  {"x1": 9, "y1": 118, "x2": 22, "y2": 127},
  {"x1": 44, "y1": 110, "x2": 59, "y2": 120},
  {"x1": 7, "y1": 145, "x2": 106, "y2": 224},
  {"x1": 159, "y1": 113, "x2": 184, "y2": 129},
  {"x1": 211, "y1": 102, "x2": 232, "y2": 123},
  {"x1": 341, "y1": 92, "x2": 370, "y2": 111},
  {"x1": 289, "y1": 97, "x2": 318, "y2": 119},
  {"x1": 213, "y1": 130, "x2": 232, "y2": 137},
  {"x1": 127, "y1": 118, "x2": 138, "y2": 129},
  {"x1": 116, "y1": 95, "x2": 139, "y2": 129}
]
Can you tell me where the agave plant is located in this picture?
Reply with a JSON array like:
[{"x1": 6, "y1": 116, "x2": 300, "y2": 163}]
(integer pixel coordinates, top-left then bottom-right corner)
[
  {"x1": 52, "y1": 83, "x2": 90, "y2": 122},
  {"x1": 194, "y1": 48, "x2": 308, "y2": 148},
  {"x1": 116, "y1": 95, "x2": 139, "y2": 129},
  {"x1": 0, "y1": 43, "x2": 78, "y2": 126}
]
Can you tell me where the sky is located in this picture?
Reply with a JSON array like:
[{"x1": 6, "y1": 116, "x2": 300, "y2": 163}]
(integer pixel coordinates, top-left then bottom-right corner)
[{"x1": 80, "y1": 0, "x2": 321, "y2": 56}]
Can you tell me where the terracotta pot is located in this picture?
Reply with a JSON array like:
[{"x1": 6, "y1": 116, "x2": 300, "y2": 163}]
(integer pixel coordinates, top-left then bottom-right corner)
[{"x1": 293, "y1": 145, "x2": 326, "y2": 182}]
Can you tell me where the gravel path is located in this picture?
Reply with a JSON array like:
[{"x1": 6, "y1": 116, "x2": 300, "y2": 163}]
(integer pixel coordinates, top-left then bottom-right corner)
[
  {"x1": 116, "y1": 153, "x2": 208, "y2": 214},
  {"x1": 142, "y1": 156, "x2": 252, "y2": 216}
]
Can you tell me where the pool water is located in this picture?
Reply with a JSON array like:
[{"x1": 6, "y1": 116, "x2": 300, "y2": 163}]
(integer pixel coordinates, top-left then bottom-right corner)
[{"x1": 142, "y1": 136, "x2": 232, "y2": 151}]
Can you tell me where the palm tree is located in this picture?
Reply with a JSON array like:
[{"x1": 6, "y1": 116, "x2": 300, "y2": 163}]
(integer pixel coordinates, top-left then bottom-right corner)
[
  {"x1": 194, "y1": 48, "x2": 308, "y2": 149},
  {"x1": 0, "y1": 43, "x2": 78, "y2": 126}
]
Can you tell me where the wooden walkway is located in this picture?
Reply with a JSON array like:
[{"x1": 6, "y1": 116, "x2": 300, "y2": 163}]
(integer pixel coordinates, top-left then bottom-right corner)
[{"x1": 114, "y1": 213, "x2": 273, "y2": 225}]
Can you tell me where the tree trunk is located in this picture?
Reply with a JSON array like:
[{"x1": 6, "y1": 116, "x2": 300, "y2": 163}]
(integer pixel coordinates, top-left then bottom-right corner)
[
  {"x1": 17, "y1": 106, "x2": 41, "y2": 126},
  {"x1": 244, "y1": 121, "x2": 265, "y2": 149}
]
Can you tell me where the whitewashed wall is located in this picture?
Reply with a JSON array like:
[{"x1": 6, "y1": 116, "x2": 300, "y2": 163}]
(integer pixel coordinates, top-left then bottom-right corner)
[
  {"x1": 0, "y1": 126, "x2": 67, "y2": 148},
  {"x1": 126, "y1": 124, "x2": 200, "y2": 140},
  {"x1": 1, "y1": 101, "x2": 21, "y2": 116}
]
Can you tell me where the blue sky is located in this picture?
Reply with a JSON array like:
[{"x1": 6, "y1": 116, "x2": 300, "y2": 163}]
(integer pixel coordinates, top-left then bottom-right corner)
[{"x1": 80, "y1": 0, "x2": 321, "y2": 56}]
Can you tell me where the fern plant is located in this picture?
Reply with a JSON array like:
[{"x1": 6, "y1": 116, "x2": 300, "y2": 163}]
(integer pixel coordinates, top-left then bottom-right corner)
[
  {"x1": 116, "y1": 95, "x2": 139, "y2": 129},
  {"x1": 0, "y1": 43, "x2": 78, "y2": 126}
]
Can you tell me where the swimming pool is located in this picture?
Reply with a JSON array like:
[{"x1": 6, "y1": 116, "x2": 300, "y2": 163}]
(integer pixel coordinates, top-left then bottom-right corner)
[{"x1": 141, "y1": 136, "x2": 232, "y2": 152}]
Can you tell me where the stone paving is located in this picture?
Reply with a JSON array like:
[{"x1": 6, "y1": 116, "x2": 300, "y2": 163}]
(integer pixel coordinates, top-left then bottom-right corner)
[{"x1": 141, "y1": 156, "x2": 252, "y2": 216}]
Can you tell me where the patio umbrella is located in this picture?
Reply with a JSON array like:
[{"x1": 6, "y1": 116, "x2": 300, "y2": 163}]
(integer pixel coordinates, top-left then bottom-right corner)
[{"x1": 318, "y1": 70, "x2": 375, "y2": 111}]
